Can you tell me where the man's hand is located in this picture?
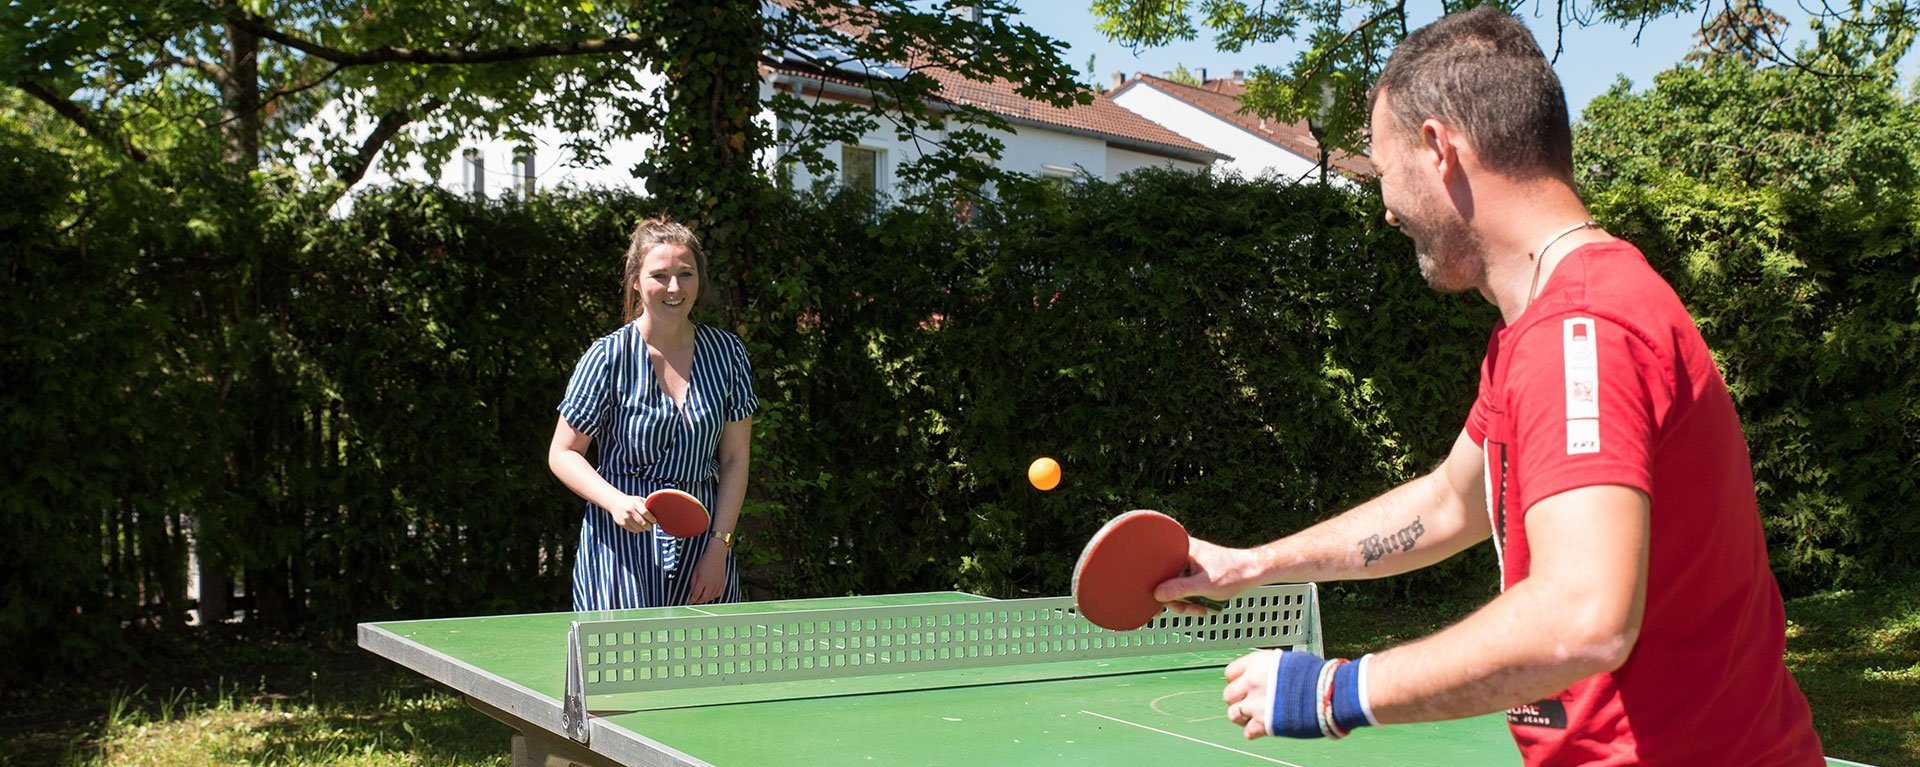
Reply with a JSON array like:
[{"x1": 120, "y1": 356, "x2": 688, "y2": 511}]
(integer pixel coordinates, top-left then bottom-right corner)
[
  {"x1": 1223, "y1": 649, "x2": 1280, "y2": 739},
  {"x1": 1155, "y1": 537, "x2": 1256, "y2": 616}
]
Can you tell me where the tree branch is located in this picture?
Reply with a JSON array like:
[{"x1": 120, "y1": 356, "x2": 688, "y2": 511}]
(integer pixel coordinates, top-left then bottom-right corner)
[
  {"x1": 1297, "y1": 0, "x2": 1405, "y2": 87},
  {"x1": 262, "y1": 64, "x2": 345, "y2": 108},
  {"x1": 16, "y1": 80, "x2": 150, "y2": 163},
  {"x1": 333, "y1": 97, "x2": 446, "y2": 188},
  {"x1": 226, "y1": 10, "x2": 653, "y2": 66}
]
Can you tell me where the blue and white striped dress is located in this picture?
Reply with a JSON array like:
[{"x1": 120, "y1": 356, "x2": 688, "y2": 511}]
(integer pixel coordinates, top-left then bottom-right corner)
[{"x1": 558, "y1": 321, "x2": 758, "y2": 610}]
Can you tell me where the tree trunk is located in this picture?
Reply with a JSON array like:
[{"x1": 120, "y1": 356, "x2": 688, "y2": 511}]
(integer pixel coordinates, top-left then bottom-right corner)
[
  {"x1": 648, "y1": 3, "x2": 768, "y2": 333},
  {"x1": 221, "y1": 21, "x2": 262, "y2": 170}
]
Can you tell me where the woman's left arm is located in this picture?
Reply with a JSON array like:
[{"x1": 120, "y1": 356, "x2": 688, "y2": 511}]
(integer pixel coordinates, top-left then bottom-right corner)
[
  {"x1": 689, "y1": 416, "x2": 752, "y2": 603},
  {"x1": 712, "y1": 416, "x2": 753, "y2": 544}
]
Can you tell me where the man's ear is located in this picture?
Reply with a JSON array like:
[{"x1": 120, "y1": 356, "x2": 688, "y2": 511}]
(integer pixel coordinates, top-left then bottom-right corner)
[{"x1": 1418, "y1": 118, "x2": 1462, "y2": 180}]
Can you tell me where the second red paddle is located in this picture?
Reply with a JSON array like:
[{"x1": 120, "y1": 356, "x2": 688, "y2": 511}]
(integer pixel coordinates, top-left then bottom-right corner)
[{"x1": 1070, "y1": 510, "x2": 1229, "y2": 631}]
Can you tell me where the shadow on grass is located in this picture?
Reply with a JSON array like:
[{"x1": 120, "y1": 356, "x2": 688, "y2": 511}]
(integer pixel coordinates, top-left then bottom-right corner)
[
  {"x1": 228, "y1": 688, "x2": 510, "y2": 766},
  {"x1": 0, "y1": 628, "x2": 513, "y2": 767},
  {"x1": 1784, "y1": 581, "x2": 1920, "y2": 767}
]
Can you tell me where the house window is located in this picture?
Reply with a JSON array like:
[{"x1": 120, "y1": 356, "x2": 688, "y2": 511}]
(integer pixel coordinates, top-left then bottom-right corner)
[
  {"x1": 841, "y1": 145, "x2": 881, "y2": 193},
  {"x1": 514, "y1": 147, "x2": 536, "y2": 197},
  {"x1": 1040, "y1": 163, "x2": 1078, "y2": 188},
  {"x1": 462, "y1": 148, "x2": 485, "y2": 198}
]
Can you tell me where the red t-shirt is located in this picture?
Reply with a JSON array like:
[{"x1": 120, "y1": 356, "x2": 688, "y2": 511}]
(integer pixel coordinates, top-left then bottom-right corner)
[{"x1": 1464, "y1": 241, "x2": 1822, "y2": 766}]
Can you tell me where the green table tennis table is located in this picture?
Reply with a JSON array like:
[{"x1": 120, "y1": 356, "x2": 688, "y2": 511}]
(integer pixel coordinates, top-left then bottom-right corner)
[{"x1": 360, "y1": 586, "x2": 1870, "y2": 767}]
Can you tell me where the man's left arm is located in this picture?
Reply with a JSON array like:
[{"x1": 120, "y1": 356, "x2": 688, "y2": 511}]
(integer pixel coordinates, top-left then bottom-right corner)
[
  {"x1": 1222, "y1": 484, "x2": 1648, "y2": 737},
  {"x1": 1359, "y1": 483, "x2": 1648, "y2": 722}
]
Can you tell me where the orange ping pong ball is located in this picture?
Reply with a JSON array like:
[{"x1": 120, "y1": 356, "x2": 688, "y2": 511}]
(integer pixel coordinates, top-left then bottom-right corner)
[{"x1": 1028, "y1": 457, "x2": 1061, "y2": 491}]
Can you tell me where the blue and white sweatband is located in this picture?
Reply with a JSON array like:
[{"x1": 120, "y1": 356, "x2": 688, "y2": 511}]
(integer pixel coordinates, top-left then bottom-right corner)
[{"x1": 1264, "y1": 651, "x2": 1377, "y2": 739}]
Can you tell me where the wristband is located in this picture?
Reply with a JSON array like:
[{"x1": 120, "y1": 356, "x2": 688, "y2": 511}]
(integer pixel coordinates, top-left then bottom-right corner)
[
  {"x1": 1353, "y1": 653, "x2": 1381, "y2": 727},
  {"x1": 1329, "y1": 655, "x2": 1374, "y2": 734},
  {"x1": 1265, "y1": 650, "x2": 1328, "y2": 738},
  {"x1": 1316, "y1": 657, "x2": 1344, "y2": 738},
  {"x1": 1263, "y1": 650, "x2": 1376, "y2": 739}
]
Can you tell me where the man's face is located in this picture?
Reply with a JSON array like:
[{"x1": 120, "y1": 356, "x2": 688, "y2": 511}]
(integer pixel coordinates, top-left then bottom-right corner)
[{"x1": 1369, "y1": 92, "x2": 1484, "y2": 294}]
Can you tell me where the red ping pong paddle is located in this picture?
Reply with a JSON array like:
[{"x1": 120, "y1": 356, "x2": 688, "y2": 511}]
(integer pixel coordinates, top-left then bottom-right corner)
[
  {"x1": 644, "y1": 488, "x2": 711, "y2": 538},
  {"x1": 1071, "y1": 510, "x2": 1230, "y2": 631}
]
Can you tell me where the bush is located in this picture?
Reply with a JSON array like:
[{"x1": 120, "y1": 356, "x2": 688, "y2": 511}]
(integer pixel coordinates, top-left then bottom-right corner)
[{"x1": 5, "y1": 154, "x2": 1912, "y2": 685}]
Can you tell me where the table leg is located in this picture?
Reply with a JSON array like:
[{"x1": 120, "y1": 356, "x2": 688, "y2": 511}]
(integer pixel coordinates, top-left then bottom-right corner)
[{"x1": 465, "y1": 695, "x2": 622, "y2": 767}]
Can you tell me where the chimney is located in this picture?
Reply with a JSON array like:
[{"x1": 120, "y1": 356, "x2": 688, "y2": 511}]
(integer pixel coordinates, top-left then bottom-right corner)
[
  {"x1": 1110, "y1": 71, "x2": 1126, "y2": 91},
  {"x1": 1232, "y1": 69, "x2": 1246, "y2": 82},
  {"x1": 1199, "y1": 67, "x2": 1208, "y2": 83},
  {"x1": 949, "y1": 4, "x2": 981, "y2": 23}
]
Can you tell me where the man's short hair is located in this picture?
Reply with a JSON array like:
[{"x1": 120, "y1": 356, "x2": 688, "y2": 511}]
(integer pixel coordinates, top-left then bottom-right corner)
[{"x1": 1370, "y1": 7, "x2": 1573, "y2": 179}]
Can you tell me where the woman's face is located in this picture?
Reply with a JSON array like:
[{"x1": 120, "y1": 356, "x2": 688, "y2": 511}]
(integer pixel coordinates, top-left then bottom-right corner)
[{"x1": 633, "y1": 243, "x2": 699, "y2": 318}]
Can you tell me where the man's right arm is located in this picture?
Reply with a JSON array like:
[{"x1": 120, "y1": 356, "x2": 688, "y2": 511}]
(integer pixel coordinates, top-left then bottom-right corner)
[{"x1": 1157, "y1": 429, "x2": 1491, "y2": 607}]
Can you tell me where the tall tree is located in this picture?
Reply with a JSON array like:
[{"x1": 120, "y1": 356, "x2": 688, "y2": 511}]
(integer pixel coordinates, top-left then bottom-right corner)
[
  {"x1": 1684, "y1": 0, "x2": 1791, "y2": 69},
  {"x1": 1089, "y1": 0, "x2": 1918, "y2": 153},
  {"x1": 3, "y1": 1, "x2": 1085, "y2": 207}
]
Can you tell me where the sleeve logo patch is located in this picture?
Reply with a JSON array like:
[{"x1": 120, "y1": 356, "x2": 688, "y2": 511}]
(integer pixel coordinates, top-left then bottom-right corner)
[
  {"x1": 1563, "y1": 318, "x2": 1601, "y2": 455},
  {"x1": 1508, "y1": 698, "x2": 1570, "y2": 729}
]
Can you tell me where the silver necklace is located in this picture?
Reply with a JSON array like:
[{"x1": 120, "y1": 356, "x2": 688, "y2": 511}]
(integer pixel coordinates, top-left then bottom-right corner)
[{"x1": 1525, "y1": 220, "x2": 1599, "y2": 308}]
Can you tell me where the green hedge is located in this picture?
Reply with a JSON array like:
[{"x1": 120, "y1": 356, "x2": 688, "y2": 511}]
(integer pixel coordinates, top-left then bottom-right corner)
[
  {"x1": 744, "y1": 174, "x2": 1491, "y2": 601},
  {"x1": 1591, "y1": 177, "x2": 1920, "y2": 593},
  {"x1": 4, "y1": 141, "x2": 1914, "y2": 684}
]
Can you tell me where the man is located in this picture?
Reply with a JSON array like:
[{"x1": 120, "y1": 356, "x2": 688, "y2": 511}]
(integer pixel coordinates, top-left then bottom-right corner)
[{"x1": 1154, "y1": 7, "x2": 1824, "y2": 765}]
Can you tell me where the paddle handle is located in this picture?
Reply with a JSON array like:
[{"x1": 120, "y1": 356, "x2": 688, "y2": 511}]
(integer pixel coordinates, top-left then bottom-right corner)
[{"x1": 1181, "y1": 595, "x2": 1230, "y2": 611}]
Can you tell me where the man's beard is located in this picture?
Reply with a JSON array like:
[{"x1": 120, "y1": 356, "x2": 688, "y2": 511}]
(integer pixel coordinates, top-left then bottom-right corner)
[{"x1": 1409, "y1": 210, "x2": 1485, "y2": 294}]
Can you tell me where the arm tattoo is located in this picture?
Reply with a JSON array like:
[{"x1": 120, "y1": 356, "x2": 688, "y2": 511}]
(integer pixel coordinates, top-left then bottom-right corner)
[{"x1": 1358, "y1": 516, "x2": 1426, "y2": 567}]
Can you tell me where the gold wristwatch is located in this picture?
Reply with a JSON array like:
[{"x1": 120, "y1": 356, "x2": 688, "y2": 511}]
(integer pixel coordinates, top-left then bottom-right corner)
[{"x1": 714, "y1": 530, "x2": 737, "y2": 549}]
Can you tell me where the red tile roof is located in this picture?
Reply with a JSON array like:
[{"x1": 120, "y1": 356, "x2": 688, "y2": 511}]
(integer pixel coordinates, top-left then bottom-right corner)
[
  {"x1": 1117, "y1": 74, "x2": 1375, "y2": 179},
  {"x1": 920, "y1": 68, "x2": 1223, "y2": 160},
  {"x1": 763, "y1": 57, "x2": 1224, "y2": 163}
]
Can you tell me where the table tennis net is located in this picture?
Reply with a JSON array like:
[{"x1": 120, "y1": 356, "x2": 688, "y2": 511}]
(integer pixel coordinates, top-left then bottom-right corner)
[{"x1": 567, "y1": 584, "x2": 1319, "y2": 701}]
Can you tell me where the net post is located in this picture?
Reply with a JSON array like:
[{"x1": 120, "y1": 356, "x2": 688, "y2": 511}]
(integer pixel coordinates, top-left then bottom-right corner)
[
  {"x1": 1305, "y1": 582, "x2": 1325, "y2": 657},
  {"x1": 564, "y1": 621, "x2": 589, "y2": 744}
]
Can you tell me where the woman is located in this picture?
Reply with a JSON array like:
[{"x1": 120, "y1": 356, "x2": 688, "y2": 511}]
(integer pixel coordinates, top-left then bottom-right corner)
[{"x1": 548, "y1": 217, "x2": 756, "y2": 609}]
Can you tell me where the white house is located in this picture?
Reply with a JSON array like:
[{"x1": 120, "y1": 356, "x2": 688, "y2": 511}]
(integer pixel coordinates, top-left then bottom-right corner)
[
  {"x1": 763, "y1": 57, "x2": 1225, "y2": 196},
  {"x1": 1108, "y1": 72, "x2": 1373, "y2": 186},
  {"x1": 332, "y1": 42, "x2": 1224, "y2": 204}
]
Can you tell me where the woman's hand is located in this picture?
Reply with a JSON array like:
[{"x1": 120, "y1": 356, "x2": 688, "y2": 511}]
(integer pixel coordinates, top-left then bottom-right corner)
[
  {"x1": 606, "y1": 495, "x2": 654, "y2": 533},
  {"x1": 686, "y1": 541, "x2": 730, "y2": 604}
]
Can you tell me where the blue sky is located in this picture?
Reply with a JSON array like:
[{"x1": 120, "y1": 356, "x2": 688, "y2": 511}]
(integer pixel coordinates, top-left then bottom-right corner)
[{"x1": 1016, "y1": 4, "x2": 1812, "y2": 119}]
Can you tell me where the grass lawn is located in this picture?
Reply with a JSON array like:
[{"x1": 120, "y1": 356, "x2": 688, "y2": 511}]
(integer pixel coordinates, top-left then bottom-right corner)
[{"x1": 4, "y1": 579, "x2": 1914, "y2": 767}]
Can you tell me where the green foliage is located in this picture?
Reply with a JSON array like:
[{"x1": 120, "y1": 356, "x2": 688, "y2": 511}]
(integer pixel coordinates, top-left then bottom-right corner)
[
  {"x1": 1, "y1": 163, "x2": 1490, "y2": 681},
  {"x1": 1579, "y1": 61, "x2": 1920, "y2": 203},
  {"x1": 1, "y1": 0, "x2": 1093, "y2": 649},
  {"x1": 283, "y1": 188, "x2": 656, "y2": 620},
  {"x1": 1, "y1": 0, "x2": 1086, "y2": 198},
  {"x1": 7, "y1": 122, "x2": 1915, "y2": 685},
  {"x1": 1162, "y1": 62, "x2": 1205, "y2": 84},
  {"x1": 722, "y1": 171, "x2": 1500, "y2": 600},
  {"x1": 1090, "y1": 0, "x2": 1920, "y2": 156},
  {"x1": 1579, "y1": 47, "x2": 1920, "y2": 592},
  {"x1": 1587, "y1": 177, "x2": 1920, "y2": 592}
]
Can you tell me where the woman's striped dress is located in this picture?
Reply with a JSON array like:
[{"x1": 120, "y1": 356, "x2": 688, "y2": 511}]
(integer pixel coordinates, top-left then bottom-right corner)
[{"x1": 557, "y1": 321, "x2": 758, "y2": 610}]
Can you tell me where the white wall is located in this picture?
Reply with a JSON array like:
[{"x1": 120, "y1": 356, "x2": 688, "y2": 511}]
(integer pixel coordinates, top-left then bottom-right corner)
[
  {"x1": 307, "y1": 72, "x2": 672, "y2": 213},
  {"x1": 780, "y1": 113, "x2": 1220, "y2": 197},
  {"x1": 780, "y1": 111, "x2": 1135, "y2": 195},
  {"x1": 1105, "y1": 145, "x2": 1208, "y2": 178},
  {"x1": 308, "y1": 75, "x2": 1216, "y2": 212},
  {"x1": 1111, "y1": 85, "x2": 1332, "y2": 185}
]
